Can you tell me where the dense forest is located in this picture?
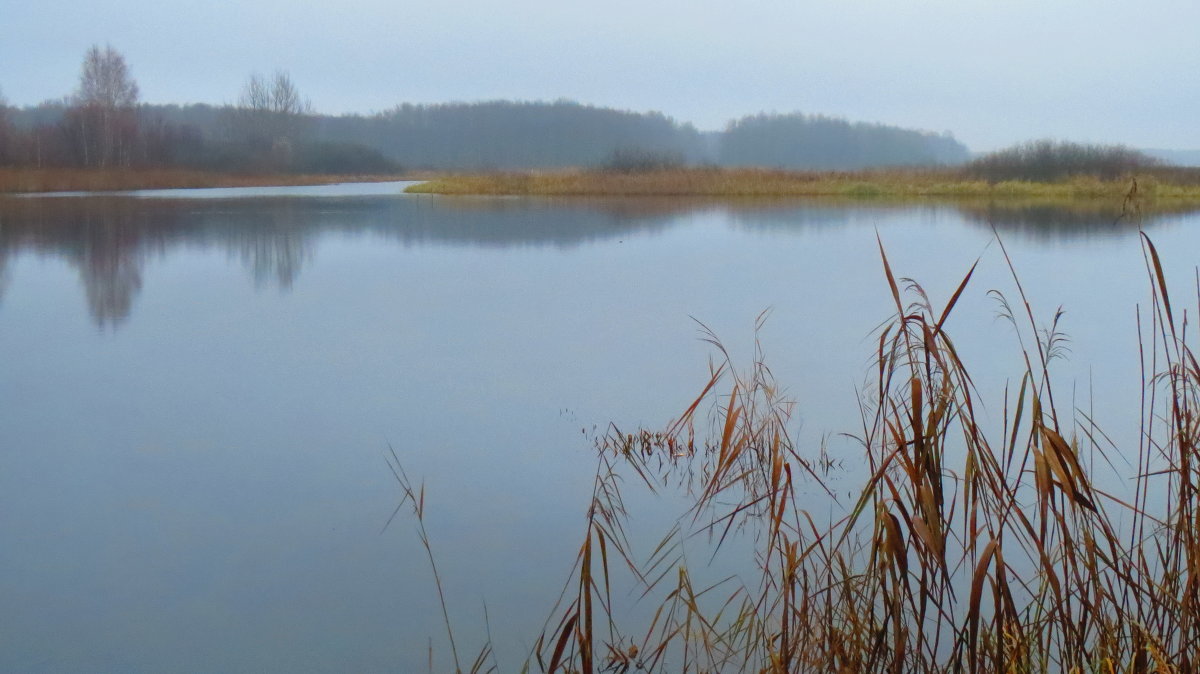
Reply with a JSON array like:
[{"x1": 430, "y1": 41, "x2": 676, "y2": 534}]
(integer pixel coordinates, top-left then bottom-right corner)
[
  {"x1": 0, "y1": 46, "x2": 978, "y2": 175},
  {"x1": 310, "y1": 101, "x2": 706, "y2": 170},
  {"x1": 2, "y1": 98, "x2": 970, "y2": 173},
  {"x1": 719, "y1": 112, "x2": 969, "y2": 169}
]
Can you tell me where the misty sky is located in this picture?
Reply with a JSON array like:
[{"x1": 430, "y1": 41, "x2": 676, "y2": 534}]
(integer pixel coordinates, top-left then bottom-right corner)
[{"x1": 2, "y1": 0, "x2": 1198, "y2": 151}]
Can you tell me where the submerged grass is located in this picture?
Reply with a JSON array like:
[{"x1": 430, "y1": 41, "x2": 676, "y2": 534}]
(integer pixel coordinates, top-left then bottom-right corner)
[
  {"x1": 390, "y1": 185, "x2": 1200, "y2": 672},
  {"x1": 404, "y1": 167, "x2": 1200, "y2": 203}
]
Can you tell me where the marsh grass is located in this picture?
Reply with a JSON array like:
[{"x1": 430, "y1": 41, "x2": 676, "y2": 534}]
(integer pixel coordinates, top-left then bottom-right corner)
[
  {"x1": 384, "y1": 445, "x2": 498, "y2": 674},
  {"x1": 389, "y1": 186, "x2": 1200, "y2": 672},
  {"x1": 404, "y1": 167, "x2": 1200, "y2": 202}
]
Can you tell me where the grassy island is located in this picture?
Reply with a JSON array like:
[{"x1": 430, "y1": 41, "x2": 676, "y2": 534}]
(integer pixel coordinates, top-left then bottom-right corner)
[
  {"x1": 405, "y1": 166, "x2": 1200, "y2": 202},
  {"x1": 406, "y1": 141, "x2": 1200, "y2": 203}
]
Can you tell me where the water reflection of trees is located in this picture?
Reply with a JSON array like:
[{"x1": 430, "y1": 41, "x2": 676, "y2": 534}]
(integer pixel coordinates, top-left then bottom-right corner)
[
  {"x1": 0, "y1": 198, "x2": 156, "y2": 326},
  {"x1": 1, "y1": 194, "x2": 1196, "y2": 327},
  {"x1": 725, "y1": 197, "x2": 1199, "y2": 239},
  {"x1": 0, "y1": 253, "x2": 10, "y2": 307},
  {"x1": 0, "y1": 198, "x2": 317, "y2": 326},
  {"x1": 0, "y1": 195, "x2": 686, "y2": 327},
  {"x1": 952, "y1": 200, "x2": 1194, "y2": 240},
  {"x1": 80, "y1": 243, "x2": 142, "y2": 326},
  {"x1": 221, "y1": 204, "x2": 314, "y2": 290}
]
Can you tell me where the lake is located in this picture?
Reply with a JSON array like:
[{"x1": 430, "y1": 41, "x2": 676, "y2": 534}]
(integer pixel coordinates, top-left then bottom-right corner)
[{"x1": 1, "y1": 182, "x2": 1196, "y2": 671}]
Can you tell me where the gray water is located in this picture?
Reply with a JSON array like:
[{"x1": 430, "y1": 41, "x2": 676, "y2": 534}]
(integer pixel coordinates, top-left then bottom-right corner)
[{"x1": 1, "y1": 183, "x2": 1196, "y2": 671}]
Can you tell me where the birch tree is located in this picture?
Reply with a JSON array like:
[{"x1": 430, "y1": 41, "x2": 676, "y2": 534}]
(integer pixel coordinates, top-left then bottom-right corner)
[{"x1": 68, "y1": 45, "x2": 140, "y2": 167}]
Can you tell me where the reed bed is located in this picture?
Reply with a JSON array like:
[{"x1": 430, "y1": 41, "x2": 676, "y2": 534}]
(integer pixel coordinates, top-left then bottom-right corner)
[
  {"x1": 405, "y1": 167, "x2": 1200, "y2": 202},
  {"x1": 0, "y1": 168, "x2": 404, "y2": 193},
  {"x1": 390, "y1": 194, "x2": 1200, "y2": 672}
]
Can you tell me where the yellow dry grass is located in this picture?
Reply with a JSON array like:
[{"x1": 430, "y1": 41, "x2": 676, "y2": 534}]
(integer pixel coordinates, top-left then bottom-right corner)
[{"x1": 405, "y1": 167, "x2": 1200, "y2": 202}]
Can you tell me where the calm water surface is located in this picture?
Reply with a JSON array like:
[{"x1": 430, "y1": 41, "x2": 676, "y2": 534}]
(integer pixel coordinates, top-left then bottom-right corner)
[{"x1": 1, "y1": 182, "x2": 1197, "y2": 671}]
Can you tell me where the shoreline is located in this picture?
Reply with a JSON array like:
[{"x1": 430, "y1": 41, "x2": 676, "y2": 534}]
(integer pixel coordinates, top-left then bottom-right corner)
[
  {"x1": 403, "y1": 167, "x2": 1200, "y2": 202},
  {"x1": 8, "y1": 167, "x2": 1200, "y2": 207},
  {"x1": 0, "y1": 168, "x2": 415, "y2": 195}
]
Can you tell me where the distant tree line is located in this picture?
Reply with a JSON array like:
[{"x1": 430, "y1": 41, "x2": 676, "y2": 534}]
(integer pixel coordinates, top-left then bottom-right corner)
[
  {"x1": 7, "y1": 96, "x2": 979, "y2": 174},
  {"x1": 310, "y1": 100, "x2": 708, "y2": 170},
  {"x1": 12, "y1": 46, "x2": 1176, "y2": 180},
  {"x1": 301, "y1": 106, "x2": 972, "y2": 171},
  {"x1": 718, "y1": 112, "x2": 970, "y2": 169},
  {"x1": 0, "y1": 46, "x2": 974, "y2": 175},
  {"x1": 0, "y1": 46, "x2": 397, "y2": 175}
]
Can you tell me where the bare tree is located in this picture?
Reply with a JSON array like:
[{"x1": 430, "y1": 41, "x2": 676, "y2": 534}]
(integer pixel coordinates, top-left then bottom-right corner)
[
  {"x1": 78, "y1": 45, "x2": 139, "y2": 109},
  {"x1": 270, "y1": 71, "x2": 307, "y2": 117},
  {"x1": 239, "y1": 70, "x2": 309, "y2": 116},
  {"x1": 67, "y1": 45, "x2": 140, "y2": 168},
  {"x1": 239, "y1": 73, "x2": 271, "y2": 114},
  {"x1": 232, "y1": 70, "x2": 312, "y2": 162}
]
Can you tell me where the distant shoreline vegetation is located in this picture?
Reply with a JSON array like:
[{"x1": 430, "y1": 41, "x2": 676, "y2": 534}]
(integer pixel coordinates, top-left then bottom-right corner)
[
  {"x1": 1, "y1": 98, "x2": 969, "y2": 177},
  {"x1": 405, "y1": 168, "x2": 1187, "y2": 199},
  {"x1": 405, "y1": 141, "x2": 1200, "y2": 201},
  {"x1": 405, "y1": 169, "x2": 1200, "y2": 200},
  {"x1": 1, "y1": 44, "x2": 971, "y2": 184},
  {"x1": 2, "y1": 46, "x2": 1195, "y2": 199},
  {"x1": 5, "y1": 143, "x2": 1197, "y2": 202}
]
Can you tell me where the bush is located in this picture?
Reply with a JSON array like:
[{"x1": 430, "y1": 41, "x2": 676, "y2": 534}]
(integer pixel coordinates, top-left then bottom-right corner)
[
  {"x1": 290, "y1": 142, "x2": 400, "y2": 174},
  {"x1": 966, "y1": 139, "x2": 1162, "y2": 182},
  {"x1": 596, "y1": 147, "x2": 687, "y2": 173},
  {"x1": 169, "y1": 139, "x2": 399, "y2": 175}
]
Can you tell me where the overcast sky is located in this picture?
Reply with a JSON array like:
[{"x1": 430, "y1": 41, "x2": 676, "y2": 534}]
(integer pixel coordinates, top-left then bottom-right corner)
[{"x1": 2, "y1": 0, "x2": 1198, "y2": 151}]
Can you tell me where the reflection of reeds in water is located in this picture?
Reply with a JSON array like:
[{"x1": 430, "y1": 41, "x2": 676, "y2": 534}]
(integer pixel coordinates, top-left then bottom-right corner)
[
  {"x1": 392, "y1": 228, "x2": 1200, "y2": 672},
  {"x1": 953, "y1": 197, "x2": 1200, "y2": 240}
]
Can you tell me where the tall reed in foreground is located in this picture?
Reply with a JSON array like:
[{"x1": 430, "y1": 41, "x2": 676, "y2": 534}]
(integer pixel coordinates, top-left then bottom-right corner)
[
  {"x1": 512, "y1": 227, "x2": 1200, "y2": 672},
  {"x1": 385, "y1": 445, "x2": 497, "y2": 674},
  {"x1": 384, "y1": 197, "x2": 1200, "y2": 670}
]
